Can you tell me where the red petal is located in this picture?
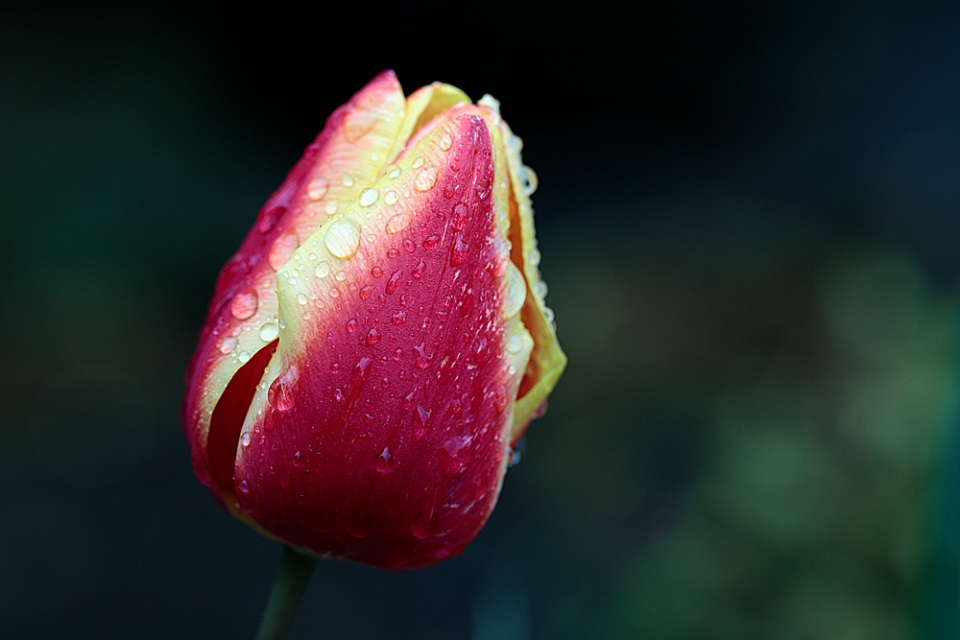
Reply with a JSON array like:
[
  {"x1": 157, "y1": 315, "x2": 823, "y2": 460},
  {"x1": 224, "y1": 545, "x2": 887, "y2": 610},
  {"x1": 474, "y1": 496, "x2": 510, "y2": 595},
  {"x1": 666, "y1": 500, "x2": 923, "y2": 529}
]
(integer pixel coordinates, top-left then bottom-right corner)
[{"x1": 235, "y1": 112, "x2": 515, "y2": 568}]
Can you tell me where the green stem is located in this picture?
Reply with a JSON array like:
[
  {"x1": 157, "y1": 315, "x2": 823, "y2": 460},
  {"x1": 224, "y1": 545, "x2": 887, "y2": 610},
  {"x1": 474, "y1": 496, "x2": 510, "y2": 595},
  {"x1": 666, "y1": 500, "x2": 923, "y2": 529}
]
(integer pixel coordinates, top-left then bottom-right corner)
[{"x1": 255, "y1": 545, "x2": 318, "y2": 640}]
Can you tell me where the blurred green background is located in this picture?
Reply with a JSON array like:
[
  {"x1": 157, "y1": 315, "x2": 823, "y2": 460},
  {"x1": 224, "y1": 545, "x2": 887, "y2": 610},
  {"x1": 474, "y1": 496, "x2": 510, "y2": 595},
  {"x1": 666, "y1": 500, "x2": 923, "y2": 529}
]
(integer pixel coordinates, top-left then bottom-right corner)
[{"x1": 2, "y1": 2, "x2": 959, "y2": 638}]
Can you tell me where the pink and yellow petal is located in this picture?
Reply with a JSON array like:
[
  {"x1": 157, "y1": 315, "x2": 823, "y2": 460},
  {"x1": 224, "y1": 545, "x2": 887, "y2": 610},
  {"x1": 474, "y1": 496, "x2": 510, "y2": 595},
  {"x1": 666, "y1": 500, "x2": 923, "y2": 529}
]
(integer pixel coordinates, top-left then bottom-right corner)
[
  {"x1": 233, "y1": 110, "x2": 521, "y2": 568},
  {"x1": 183, "y1": 71, "x2": 409, "y2": 507}
]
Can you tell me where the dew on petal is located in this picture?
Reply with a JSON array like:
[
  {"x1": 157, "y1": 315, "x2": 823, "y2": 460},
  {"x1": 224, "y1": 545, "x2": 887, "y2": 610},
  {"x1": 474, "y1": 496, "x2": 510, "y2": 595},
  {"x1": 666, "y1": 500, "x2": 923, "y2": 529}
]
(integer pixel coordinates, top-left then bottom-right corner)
[
  {"x1": 359, "y1": 285, "x2": 374, "y2": 300},
  {"x1": 315, "y1": 261, "x2": 331, "y2": 278},
  {"x1": 439, "y1": 133, "x2": 453, "y2": 151},
  {"x1": 230, "y1": 292, "x2": 259, "y2": 322},
  {"x1": 325, "y1": 201, "x2": 338, "y2": 216},
  {"x1": 308, "y1": 177, "x2": 329, "y2": 201},
  {"x1": 341, "y1": 174, "x2": 355, "y2": 187},
  {"x1": 240, "y1": 433, "x2": 251, "y2": 447},
  {"x1": 365, "y1": 328, "x2": 382, "y2": 346},
  {"x1": 385, "y1": 213, "x2": 412, "y2": 235},
  {"x1": 238, "y1": 350, "x2": 252, "y2": 363},
  {"x1": 269, "y1": 233, "x2": 300, "y2": 270},
  {"x1": 386, "y1": 164, "x2": 402, "y2": 179},
  {"x1": 259, "y1": 322, "x2": 279, "y2": 342},
  {"x1": 384, "y1": 189, "x2": 399, "y2": 205},
  {"x1": 506, "y1": 333, "x2": 525, "y2": 354},
  {"x1": 359, "y1": 187, "x2": 379, "y2": 207},
  {"x1": 423, "y1": 235, "x2": 440, "y2": 250},
  {"x1": 375, "y1": 447, "x2": 393, "y2": 474},
  {"x1": 414, "y1": 167, "x2": 437, "y2": 192},
  {"x1": 268, "y1": 364, "x2": 300, "y2": 412},
  {"x1": 412, "y1": 157, "x2": 425, "y2": 169},
  {"x1": 325, "y1": 219, "x2": 361, "y2": 259},
  {"x1": 521, "y1": 165, "x2": 538, "y2": 196},
  {"x1": 219, "y1": 336, "x2": 238, "y2": 354},
  {"x1": 503, "y1": 262, "x2": 527, "y2": 318}
]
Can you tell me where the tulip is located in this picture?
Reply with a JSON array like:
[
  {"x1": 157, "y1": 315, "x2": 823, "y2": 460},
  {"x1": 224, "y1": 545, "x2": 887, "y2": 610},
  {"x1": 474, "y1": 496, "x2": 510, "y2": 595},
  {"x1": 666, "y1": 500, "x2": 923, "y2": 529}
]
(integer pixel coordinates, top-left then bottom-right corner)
[{"x1": 182, "y1": 71, "x2": 565, "y2": 573}]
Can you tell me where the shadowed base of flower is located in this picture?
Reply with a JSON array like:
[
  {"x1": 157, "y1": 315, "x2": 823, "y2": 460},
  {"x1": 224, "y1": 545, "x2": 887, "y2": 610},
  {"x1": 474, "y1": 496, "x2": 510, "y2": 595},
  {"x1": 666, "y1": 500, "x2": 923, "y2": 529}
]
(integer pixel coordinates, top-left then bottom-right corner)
[{"x1": 255, "y1": 545, "x2": 318, "y2": 640}]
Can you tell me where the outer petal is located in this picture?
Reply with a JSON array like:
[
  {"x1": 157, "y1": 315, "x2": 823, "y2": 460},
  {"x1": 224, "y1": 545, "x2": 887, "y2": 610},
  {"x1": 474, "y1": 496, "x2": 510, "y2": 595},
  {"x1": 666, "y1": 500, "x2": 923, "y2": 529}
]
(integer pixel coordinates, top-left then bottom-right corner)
[
  {"x1": 482, "y1": 97, "x2": 568, "y2": 441},
  {"x1": 234, "y1": 109, "x2": 526, "y2": 568},
  {"x1": 182, "y1": 71, "x2": 408, "y2": 509}
]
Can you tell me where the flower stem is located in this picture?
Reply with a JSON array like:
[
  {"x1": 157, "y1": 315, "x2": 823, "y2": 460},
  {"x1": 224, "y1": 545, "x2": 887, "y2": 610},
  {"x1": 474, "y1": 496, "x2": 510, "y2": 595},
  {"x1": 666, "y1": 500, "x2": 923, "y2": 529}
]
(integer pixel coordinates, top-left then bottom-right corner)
[{"x1": 255, "y1": 545, "x2": 318, "y2": 640}]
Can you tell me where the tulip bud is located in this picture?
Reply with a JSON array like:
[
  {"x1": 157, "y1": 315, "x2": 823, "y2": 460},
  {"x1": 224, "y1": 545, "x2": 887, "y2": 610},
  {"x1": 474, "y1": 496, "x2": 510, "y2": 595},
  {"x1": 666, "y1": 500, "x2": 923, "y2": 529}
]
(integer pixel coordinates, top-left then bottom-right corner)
[{"x1": 182, "y1": 71, "x2": 565, "y2": 569}]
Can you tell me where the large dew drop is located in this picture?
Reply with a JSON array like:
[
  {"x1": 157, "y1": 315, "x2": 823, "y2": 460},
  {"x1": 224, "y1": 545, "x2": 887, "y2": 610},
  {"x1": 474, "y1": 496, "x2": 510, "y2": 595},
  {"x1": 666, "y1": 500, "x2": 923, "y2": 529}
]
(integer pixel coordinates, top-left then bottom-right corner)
[
  {"x1": 414, "y1": 167, "x2": 437, "y2": 192},
  {"x1": 230, "y1": 290, "x2": 259, "y2": 320},
  {"x1": 385, "y1": 213, "x2": 412, "y2": 235},
  {"x1": 270, "y1": 233, "x2": 300, "y2": 270},
  {"x1": 324, "y1": 219, "x2": 361, "y2": 260},
  {"x1": 502, "y1": 262, "x2": 527, "y2": 318}
]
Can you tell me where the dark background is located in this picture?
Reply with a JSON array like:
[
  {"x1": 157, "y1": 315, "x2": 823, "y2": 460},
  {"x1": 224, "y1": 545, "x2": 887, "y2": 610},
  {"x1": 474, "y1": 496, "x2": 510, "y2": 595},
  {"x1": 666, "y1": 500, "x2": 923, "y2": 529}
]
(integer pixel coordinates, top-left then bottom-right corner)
[{"x1": 2, "y1": 1, "x2": 960, "y2": 638}]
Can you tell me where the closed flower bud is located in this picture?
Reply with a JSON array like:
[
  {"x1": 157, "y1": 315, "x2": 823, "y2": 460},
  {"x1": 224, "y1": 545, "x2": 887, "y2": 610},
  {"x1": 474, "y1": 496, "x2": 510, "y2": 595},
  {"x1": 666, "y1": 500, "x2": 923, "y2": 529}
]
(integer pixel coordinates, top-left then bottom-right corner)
[{"x1": 182, "y1": 71, "x2": 565, "y2": 569}]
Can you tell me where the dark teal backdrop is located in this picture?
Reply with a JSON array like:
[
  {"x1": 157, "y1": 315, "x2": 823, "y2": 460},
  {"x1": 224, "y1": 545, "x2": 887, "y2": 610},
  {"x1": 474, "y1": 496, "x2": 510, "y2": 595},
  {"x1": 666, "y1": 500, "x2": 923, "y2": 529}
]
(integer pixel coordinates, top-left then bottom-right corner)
[{"x1": 2, "y1": 2, "x2": 959, "y2": 638}]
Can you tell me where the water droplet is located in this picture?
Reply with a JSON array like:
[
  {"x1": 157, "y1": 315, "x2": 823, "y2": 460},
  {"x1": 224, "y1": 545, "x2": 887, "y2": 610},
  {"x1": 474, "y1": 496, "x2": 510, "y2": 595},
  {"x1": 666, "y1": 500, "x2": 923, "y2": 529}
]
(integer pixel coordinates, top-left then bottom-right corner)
[
  {"x1": 412, "y1": 157, "x2": 425, "y2": 169},
  {"x1": 296, "y1": 293, "x2": 308, "y2": 305},
  {"x1": 346, "y1": 318, "x2": 358, "y2": 333},
  {"x1": 450, "y1": 398, "x2": 463, "y2": 417},
  {"x1": 352, "y1": 357, "x2": 372, "y2": 385},
  {"x1": 230, "y1": 289, "x2": 258, "y2": 320},
  {"x1": 325, "y1": 201, "x2": 338, "y2": 216},
  {"x1": 238, "y1": 480, "x2": 250, "y2": 493},
  {"x1": 392, "y1": 348, "x2": 403, "y2": 361},
  {"x1": 506, "y1": 333, "x2": 525, "y2": 354},
  {"x1": 387, "y1": 164, "x2": 402, "y2": 179},
  {"x1": 387, "y1": 248, "x2": 400, "y2": 259},
  {"x1": 380, "y1": 377, "x2": 390, "y2": 388},
  {"x1": 293, "y1": 450, "x2": 305, "y2": 468},
  {"x1": 439, "y1": 133, "x2": 453, "y2": 151},
  {"x1": 528, "y1": 247, "x2": 541, "y2": 266},
  {"x1": 325, "y1": 219, "x2": 361, "y2": 259},
  {"x1": 333, "y1": 388, "x2": 344, "y2": 402},
  {"x1": 439, "y1": 436, "x2": 471, "y2": 477},
  {"x1": 452, "y1": 203, "x2": 467, "y2": 231},
  {"x1": 270, "y1": 233, "x2": 300, "y2": 270},
  {"x1": 330, "y1": 362, "x2": 340, "y2": 373},
  {"x1": 268, "y1": 364, "x2": 300, "y2": 412},
  {"x1": 532, "y1": 280, "x2": 548, "y2": 299},
  {"x1": 259, "y1": 322, "x2": 280, "y2": 342},
  {"x1": 335, "y1": 270, "x2": 346, "y2": 282},
  {"x1": 220, "y1": 336, "x2": 238, "y2": 354},
  {"x1": 451, "y1": 235, "x2": 470, "y2": 266},
  {"x1": 238, "y1": 350, "x2": 252, "y2": 363},
  {"x1": 403, "y1": 238, "x2": 416, "y2": 253},
  {"x1": 308, "y1": 177, "x2": 329, "y2": 201},
  {"x1": 240, "y1": 433, "x2": 251, "y2": 447},
  {"x1": 412, "y1": 259, "x2": 426, "y2": 279},
  {"x1": 341, "y1": 174, "x2": 355, "y2": 187},
  {"x1": 365, "y1": 328, "x2": 382, "y2": 346},
  {"x1": 375, "y1": 447, "x2": 393, "y2": 474},
  {"x1": 414, "y1": 342, "x2": 432, "y2": 369},
  {"x1": 503, "y1": 262, "x2": 527, "y2": 317},
  {"x1": 385, "y1": 212, "x2": 412, "y2": 234},
  {"x1": 359, "y1": 187, "x2": 379, "y2": 207},
  {"x1": 423, "y1": 235, "x2": 440, "y2": 250},
  {"x1": 414, "y1": 167, "x2": 437, "y2": 192},
  {"x1": 384, "y1": 189, "x2": 399, "y2": 205},
  {"x1": 401, "y1": 391, "x2": 414, "y2": 411},
  {"x1": 391, "y1": 310, "x2": 406, "y2": 325},
  {"x1": 521, "y1": 165, "x2": 538, "y2": 196},
  {"x1": 371, "y1": 266, "x2": 384, "y2": 278},
  {"x1": 315, "y1": 261, "x2": 331, "y2": 278},
  {"x1": 413, "y1": 405, "x2": 431, "y2": 441},
  {"x1": 329, "y1": 288, "x2": 341, "y2": 299},
  {"x1": 543, "y1": 306, "x2": 555, "y2": 324},
  {"x1": 359, "y1": 285, "x2": 374, "y2": 300},
  {"x1": 386, "y1": 270, "x2": 401, "y2": 294}
]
